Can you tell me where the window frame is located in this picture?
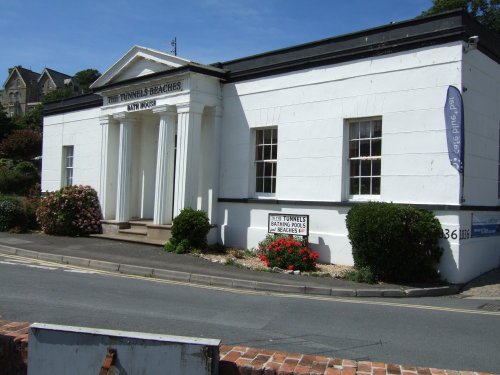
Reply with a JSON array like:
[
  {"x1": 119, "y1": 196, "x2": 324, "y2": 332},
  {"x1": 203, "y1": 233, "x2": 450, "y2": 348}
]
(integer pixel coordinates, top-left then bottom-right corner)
[
  {"x1": 345, "y1": 117, "x2": 382, "y2": 201},
  {"x1": 253, "y1": 127, "x2": 278, "y2": 197},
  {"x1": 62, "y1": 146, "x2": 74, "y2": 187}
]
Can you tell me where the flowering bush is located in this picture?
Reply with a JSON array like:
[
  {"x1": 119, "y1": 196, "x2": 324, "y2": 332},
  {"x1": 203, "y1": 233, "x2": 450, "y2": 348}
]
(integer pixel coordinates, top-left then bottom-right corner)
[
  {"x1": 258, "y1": 234, "x2": 319, "y2": 271},
  {"x1": 36, "y1": 185, "x2": 102, "y2": 236},
  {"x1": 0, "y1": 129, "x2": 42, "y2": 161}
]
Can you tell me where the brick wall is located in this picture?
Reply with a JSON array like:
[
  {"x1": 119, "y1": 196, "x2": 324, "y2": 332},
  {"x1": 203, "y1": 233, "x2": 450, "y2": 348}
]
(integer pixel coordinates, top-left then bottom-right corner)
[
  {"x1": 218, "y1": 345, "x2": 491, "y2": 375},
  {"x1": 0, "y1": 320, "x2": 494, "y2": 375},
  {"x1": 0, "y1": 320, "x2": 29, "y2": 375}
]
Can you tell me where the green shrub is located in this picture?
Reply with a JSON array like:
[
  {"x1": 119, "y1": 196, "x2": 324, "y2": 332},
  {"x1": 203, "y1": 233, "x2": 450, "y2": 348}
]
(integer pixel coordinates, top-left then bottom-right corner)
[
  {"x1": 0, "y1": 159, "x2": 13, "y2": 168},
  {"x1": 36, "y1": 185, "x2": 102, "y2": 236},
  {"x1": 23, "y1": 184, "x2": 42, "y2": 229},
  {"x1": 345, "y1": 202, "x2": 443, "y2": 283},
  {"x1": 0, "y1": 196, "x2": 27, "y2": 232},
  {"x1": 164, "y1": 208, "x2": 211, "y2": 253},
  {"x1": 257, "y1": 234, "x2": 319, "y2": 272},
  {"x1": 0, "y1": 161, "x2": 40, "y2": 195},
  {"x1": 14, "y1": 161, "x2": 38, "y2": 175},
  {"x1": 345, "y1": 267, "x2": 376, "y2": 284}
]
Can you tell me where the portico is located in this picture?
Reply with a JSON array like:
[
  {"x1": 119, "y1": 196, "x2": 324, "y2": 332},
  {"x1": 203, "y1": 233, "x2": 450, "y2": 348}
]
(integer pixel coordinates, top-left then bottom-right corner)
[{"x1": 90, "y1": 46, "x2": 224, "y2": 242}]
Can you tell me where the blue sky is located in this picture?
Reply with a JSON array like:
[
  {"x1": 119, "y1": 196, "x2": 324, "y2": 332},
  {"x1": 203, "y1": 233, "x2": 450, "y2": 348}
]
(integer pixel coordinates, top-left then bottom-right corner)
[{"x1": 1, "y1": 0, "x2": 433, "y2": 82}]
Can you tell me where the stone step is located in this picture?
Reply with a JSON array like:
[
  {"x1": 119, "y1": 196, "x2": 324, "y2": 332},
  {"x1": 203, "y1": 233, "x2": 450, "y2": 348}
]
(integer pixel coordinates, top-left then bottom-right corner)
[
  {"x1": 119, "y1": 227, "x2": 147, "y2": 236},
  {"x1": 129, "y1": 220, "x2": 153, "y2": 226},
  {"x1": 90, "y1": 233, "x2": 165, "y2": 246},
  {"x1": 100, "y1": 219, "x2": 172, "y2": 244}
]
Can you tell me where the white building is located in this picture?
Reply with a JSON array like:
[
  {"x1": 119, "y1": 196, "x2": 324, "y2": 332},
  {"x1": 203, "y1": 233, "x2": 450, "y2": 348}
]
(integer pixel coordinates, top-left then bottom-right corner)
[{"x1": 42, "y1": 10, "x2": 500, "y2": 283}]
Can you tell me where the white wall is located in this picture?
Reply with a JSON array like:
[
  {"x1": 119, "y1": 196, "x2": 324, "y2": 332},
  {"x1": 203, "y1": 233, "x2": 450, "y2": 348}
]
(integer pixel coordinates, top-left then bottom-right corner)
[
  {"x1": 218, "y1": 43, "x2": 465, "y2": 253},
  {"x1": 218, "y1": 202, "x2": 353, "y2": 264},
  {"x1": 218, "y1": 201, "x2": 499, "y2": 283},
  {"x1": 41, "y1": 107, "x2": 102, "y2": 193},
  {"x1": 462, "y1": 47, "x2": 500, "y2": 206},
  {"x1": 439, "y1": 210, "x2": 500, "y2": 283},
  {"x1": 220, "y1": 42, "x2": 463, "y2": 204}
]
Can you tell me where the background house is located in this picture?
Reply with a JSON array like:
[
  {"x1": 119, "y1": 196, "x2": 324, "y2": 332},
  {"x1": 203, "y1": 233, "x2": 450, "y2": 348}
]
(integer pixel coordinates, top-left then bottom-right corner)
[
  {"x1": 1, "y1": 66, "x2": 78, "y2": 116},
  {"x1": 1, "y1": 66, "x2": 40, "y2": 116}
]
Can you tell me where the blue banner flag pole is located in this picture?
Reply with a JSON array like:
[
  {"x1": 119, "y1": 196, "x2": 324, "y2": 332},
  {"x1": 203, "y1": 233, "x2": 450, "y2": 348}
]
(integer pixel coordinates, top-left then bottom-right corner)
[{"x1": 444, "y1": 86, "x2": 465, "y2": 203}]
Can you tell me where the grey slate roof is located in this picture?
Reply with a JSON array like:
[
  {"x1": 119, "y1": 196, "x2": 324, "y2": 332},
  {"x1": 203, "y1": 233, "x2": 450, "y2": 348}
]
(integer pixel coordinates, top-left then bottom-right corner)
[
  {"x1": 15, "y1": 66, "x2": 40, "y2": 86},
  {"x1": 216, "y1": 9, "x2": 500, "y2": 82},
  {"x1": 41, "y1": 68, "x2": 73, "y2": 87},
  {"x1": 43, "y1": 93, "x2": 102, "y2": 115}
]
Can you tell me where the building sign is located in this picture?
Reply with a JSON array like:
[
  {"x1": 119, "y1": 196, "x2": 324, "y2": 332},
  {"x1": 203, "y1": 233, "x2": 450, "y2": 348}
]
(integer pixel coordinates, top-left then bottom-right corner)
[
  {"x1": 127, "y1": 99, "x2": 156, "y2": 112},
  {"x1": 107, "y1": 81, "x2": 182, "y2": 105},
  {"x1": 471, "y1": 213, "x2": 500, "y2": 238},
  {"x1": 268, "y1": 213, "x2": 309, "y2": 236},
  {"x1": 440, "y1": 225, "x2": 471, "y2": 241}
]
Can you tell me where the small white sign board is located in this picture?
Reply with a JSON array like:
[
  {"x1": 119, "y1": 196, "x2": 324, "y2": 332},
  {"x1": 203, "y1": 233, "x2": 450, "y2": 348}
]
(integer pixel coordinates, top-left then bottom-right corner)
[
  {"x1": 28, "y1": 323, "x2": 220, "y2": 374},
  {"x1": 268, "y1": 213, "x2": 309, "y2": 236}
]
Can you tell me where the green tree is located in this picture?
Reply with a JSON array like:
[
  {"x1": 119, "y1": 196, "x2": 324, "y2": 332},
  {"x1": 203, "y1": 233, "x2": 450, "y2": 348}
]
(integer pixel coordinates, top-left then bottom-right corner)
[
  {"x1": 41, "y1": 86, "x2": 75, "y2": 103},
  {"x1": 0, "y1": 105, "x2": 18, "y2": 141},
  {"x1": 421, "y1": 0, "x2": 499, "y2": 35},
  {"x1": 74, "y1": 69, "x2": 101, "y2": 93},
  {"x1": 11, "y1": 104, "x2": 43, "y2": 132}
]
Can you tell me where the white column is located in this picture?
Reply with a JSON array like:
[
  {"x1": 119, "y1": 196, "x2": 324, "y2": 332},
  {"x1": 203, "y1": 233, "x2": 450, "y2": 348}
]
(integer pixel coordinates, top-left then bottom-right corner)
[
  {"x1": 114, "y1": 113, "x2": 136, "y2": 222},
  {"x1": 98, "y1": 115, "x2": 110, "y2": 218},
  {"x1": 173, "y1": 102, "x2": 204, "y2": 217},
  {"x1": 210, "y1": 106, "x2": 223, "y2": 224},
  {"x1": 152, "y1": 106, "x2": 176, "y2": 224}
]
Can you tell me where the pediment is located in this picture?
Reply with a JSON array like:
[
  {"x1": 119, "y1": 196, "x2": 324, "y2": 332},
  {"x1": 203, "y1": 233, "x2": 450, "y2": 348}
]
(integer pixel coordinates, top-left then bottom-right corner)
[
  {"x1": 37, "y1": 70, "x2": 53, "y2": 86},
  {"x1": 3, "y1": 69, "x2": 23, "y2": 89},
  {"x1": 91, "y1": 46, "x2": 191, "y2": 89}
]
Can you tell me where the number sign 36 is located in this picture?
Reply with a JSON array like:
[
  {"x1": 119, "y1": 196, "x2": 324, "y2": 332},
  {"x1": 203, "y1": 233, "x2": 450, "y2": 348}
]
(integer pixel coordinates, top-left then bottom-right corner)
[{"x1": 440, "y1": 228, "x2": 470, "y2": 240}]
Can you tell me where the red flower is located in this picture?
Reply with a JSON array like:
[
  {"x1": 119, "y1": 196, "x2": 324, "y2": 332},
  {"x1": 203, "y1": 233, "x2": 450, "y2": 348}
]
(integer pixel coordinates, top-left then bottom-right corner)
[
  {"x1": 288, "y1": 265, "x2": 294, "y2": 270},
  {"x1": 266, "y1": 262, "x2": 271, "y2": 267}
]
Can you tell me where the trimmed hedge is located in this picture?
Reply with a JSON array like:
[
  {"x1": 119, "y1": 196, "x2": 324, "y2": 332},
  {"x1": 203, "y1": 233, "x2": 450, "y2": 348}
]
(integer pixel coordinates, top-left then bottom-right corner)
[
  {"x1": 165, "y1": 208, "x2": 211, "y2": 253},
  {"x1": 345, "y1": 202, "x2": 443, "y2": 283},
  {"x1": 36, "y1": 185, "x2": 102, "y2": 236}
]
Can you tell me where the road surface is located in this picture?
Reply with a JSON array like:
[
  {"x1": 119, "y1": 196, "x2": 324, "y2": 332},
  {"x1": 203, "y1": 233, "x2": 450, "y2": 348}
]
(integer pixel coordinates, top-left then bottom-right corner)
[{"x1": 1, "y1": 254, "x2": 498, "y2": 373}]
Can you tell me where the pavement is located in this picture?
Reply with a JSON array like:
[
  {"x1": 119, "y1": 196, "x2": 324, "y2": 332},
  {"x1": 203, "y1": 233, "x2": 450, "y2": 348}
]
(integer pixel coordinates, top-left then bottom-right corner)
[{"x1": 0, "y1": 232, "x2": 498, "y2": 299}]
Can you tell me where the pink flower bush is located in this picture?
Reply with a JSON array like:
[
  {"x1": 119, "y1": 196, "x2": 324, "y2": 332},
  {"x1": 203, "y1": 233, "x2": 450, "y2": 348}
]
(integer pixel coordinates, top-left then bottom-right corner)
[
  {"x1": 258, "y1": 234, "x2": 319, "y2": 271},
  {"x1": 36, "y1": 185, "x2": 102, "y2": 236}
]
